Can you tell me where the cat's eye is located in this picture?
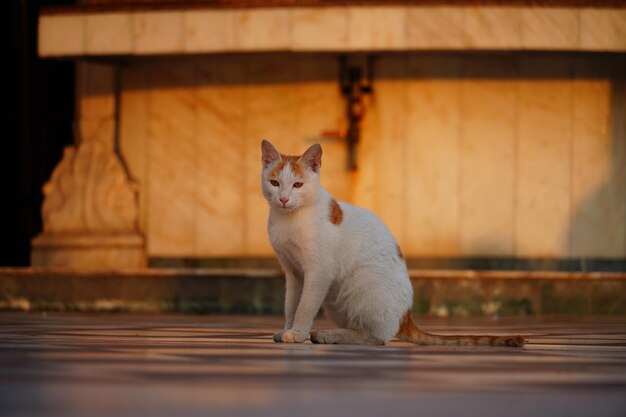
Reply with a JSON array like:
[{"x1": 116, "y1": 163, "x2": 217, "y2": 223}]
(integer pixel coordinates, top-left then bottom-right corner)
[
  {"x1": 293, "y1": 182, "x2": 303, "y2": 188},
  {"x1": 269, "y1": 180, "x2": 279, "y2": 187}
]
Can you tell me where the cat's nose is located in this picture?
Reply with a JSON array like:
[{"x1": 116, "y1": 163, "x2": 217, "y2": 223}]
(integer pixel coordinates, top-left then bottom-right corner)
[{"x1": 280, "y1": 198, "x2": 289, "y2": 205}]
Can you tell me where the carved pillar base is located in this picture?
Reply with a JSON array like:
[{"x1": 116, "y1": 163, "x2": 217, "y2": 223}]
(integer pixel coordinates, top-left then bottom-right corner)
[
  {"x1": 31, "y1": 233, "x2": 145, "y2": 269},
  {"x1": 30, "y1": 140, "x2": 146, "y2": 270},
  {"x1": 30, "y1": 63, "x2": 146, "y2": 270}
]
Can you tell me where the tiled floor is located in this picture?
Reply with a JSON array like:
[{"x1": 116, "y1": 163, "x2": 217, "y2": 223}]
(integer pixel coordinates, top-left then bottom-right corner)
[{"x1": 0, "y1": 313, "x2": 625, "y2": 417}]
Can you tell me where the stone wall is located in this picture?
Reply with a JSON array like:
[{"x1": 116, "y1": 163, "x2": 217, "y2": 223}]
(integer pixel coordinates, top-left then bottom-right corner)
[{"x1": 114, "y1": 53, "x2": 626, "y2": 259}]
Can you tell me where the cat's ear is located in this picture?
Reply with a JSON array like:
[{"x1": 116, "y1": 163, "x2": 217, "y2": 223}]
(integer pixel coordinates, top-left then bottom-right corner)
[
  {"x1": 261, "y1": 139, "x2": 281, "y2": 168},
  {"x1": 299, "y1": 143, "x2": 322, "y2": 173}
]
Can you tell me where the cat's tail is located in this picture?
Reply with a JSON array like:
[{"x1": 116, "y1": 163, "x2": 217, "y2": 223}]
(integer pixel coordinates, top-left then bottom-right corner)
[{"x1": 396, "y1": 310, "x2": 525, "y2": 347}]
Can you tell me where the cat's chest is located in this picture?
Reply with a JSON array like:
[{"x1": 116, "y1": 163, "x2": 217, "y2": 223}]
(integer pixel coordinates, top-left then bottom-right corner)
[
  {"x1": 269, "y1": 226, "x2": 307, "y2": 277},
  {"x1": 268, "y1": 217, "x2": 313, "y2": 258},
  {"x1": 270, "y1": 222, "x2": 303, "y2": 248}
]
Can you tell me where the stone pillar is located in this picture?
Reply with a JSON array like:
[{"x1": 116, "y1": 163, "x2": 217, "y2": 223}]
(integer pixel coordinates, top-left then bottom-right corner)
[{"x1": 31, "y1": 62, "x2": 146, "y2": 269}]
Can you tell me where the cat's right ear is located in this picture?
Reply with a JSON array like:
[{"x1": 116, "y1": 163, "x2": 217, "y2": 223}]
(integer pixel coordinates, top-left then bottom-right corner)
[{"x1": 261, "y1": 140, "x2": 281, "y2": 168}]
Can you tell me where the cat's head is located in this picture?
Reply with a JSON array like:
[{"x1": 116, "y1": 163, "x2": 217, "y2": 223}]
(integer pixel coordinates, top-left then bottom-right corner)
[{"x1": 261, "y1": 140, "x2": 322, "y2": 212}]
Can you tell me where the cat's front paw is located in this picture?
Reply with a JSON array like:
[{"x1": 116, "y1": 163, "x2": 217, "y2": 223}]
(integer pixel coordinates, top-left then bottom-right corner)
[
  {"x1": 273, "y1": 330, "x2": 285, "y2": 342},
  {"x1": 280, "y1": 329, "x2": 308, "y2": 343}
]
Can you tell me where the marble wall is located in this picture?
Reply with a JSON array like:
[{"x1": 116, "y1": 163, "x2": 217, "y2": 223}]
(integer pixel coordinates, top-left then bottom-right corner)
[
  {"x1": 116, "y1": 53, "x2": 626, "y2": 259},
  {"x1": 40, "y1": 7, "x2": 626, "y2": 56}
]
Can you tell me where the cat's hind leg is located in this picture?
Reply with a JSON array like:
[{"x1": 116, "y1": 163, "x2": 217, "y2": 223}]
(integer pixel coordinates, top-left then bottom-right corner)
[{"x1": 310, "y1": 328, "x2": 384, "y2": 346}]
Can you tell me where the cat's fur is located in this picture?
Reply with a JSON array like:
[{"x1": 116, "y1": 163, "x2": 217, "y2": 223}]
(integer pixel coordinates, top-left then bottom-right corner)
[{"x1": 261, "y1": 140, "x2": 525, "y2": 347}]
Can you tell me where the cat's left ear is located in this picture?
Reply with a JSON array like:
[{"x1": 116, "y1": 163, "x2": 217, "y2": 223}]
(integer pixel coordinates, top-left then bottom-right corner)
[
  {"x1": 261, "y1": 139, "x2": 281, "y2": 168},
  {"x1": 299, "y1": 143, "x2": 322, "y2": 173}
]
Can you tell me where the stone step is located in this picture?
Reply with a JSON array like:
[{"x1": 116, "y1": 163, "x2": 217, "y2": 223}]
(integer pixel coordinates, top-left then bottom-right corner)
[{"x1": 0, "y1": 268, "x2": 624, "y2": 316}]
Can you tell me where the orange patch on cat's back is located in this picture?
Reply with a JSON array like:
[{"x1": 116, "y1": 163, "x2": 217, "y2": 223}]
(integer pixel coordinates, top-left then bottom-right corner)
[
  {"x1": 329, "y1": 199, "x2": 343, "y2": 225},
  {"x1": 269, "y1": 154, "x2": 304, "y2": 178}
]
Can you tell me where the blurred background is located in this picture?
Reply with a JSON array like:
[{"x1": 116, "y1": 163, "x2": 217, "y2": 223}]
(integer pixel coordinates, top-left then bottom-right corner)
[
  {"x1": 2, "y1": 0, "x2": 626, "y2": 315},
  {"x1": 3, "y1": 5, "x2": 626, "y2": 416}
]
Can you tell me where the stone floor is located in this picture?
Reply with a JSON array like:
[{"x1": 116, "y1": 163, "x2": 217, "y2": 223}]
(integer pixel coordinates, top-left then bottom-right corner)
[{"x1": 0, "y1": 313, "x2": 625, "y2": 417}]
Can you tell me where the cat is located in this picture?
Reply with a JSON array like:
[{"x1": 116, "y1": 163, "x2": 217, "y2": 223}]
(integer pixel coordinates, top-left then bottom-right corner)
[{"x1": 261, "y1": 139, "x2": 525, "y2": 347}]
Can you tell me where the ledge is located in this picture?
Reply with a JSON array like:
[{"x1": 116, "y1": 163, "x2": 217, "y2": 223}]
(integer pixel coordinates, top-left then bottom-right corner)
[
  {"x1": 1, "y1": 267, "x2": 624, "y2": 315},
  {"x1": 38, "y1": 5, "x2": 626, "y2": 57}
]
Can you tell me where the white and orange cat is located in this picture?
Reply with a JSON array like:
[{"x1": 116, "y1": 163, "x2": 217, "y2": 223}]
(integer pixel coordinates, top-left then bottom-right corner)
[{"x1": 261, "y1": 140, "x2": 524, "y2": 347}]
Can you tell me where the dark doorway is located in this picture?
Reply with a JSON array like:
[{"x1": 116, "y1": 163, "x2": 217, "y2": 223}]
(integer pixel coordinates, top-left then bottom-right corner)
[{"x1": 3, "y1": 0, "x2": 75, "y2": 266}]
